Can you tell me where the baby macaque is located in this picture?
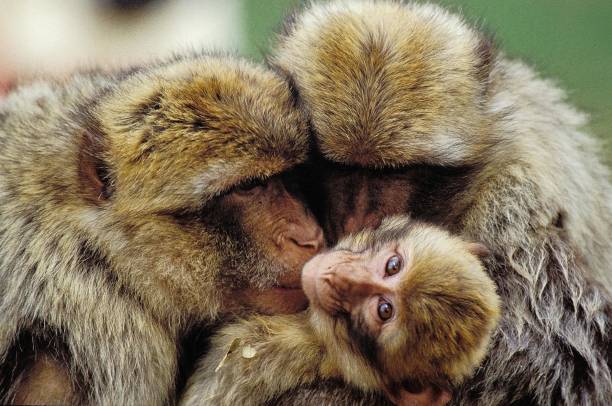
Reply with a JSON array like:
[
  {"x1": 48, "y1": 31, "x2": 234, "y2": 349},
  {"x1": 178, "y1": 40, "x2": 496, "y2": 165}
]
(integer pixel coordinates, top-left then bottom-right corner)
[{"x1": 180, "y1": 216, "x2": 501, "y2": 405}]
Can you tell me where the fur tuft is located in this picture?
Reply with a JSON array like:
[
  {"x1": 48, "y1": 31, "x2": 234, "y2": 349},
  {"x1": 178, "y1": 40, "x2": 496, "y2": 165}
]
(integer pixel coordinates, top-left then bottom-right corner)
[{"x1": 272, "y1": 0, "x2": 494, "y2": 167}]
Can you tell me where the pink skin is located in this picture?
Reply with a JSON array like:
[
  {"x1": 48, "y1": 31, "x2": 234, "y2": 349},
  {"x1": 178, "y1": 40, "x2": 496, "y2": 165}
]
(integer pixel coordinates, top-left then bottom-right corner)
[
  {"x1": 302, "y1": 245, "x2": 403, "y2": 334},
  {"x1": 301, "y1": 246, "x2": 451, "y2": 406}
]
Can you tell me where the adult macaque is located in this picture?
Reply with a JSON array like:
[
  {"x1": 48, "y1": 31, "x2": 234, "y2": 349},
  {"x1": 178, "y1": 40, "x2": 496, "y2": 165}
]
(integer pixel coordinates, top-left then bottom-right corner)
[
  {"x1": 270, "y1": 1, "x2": 612, "y2": 404},
  {"x1": 181, "y1": 216, "x2": 500, "y2": 406},
  {"x1": 0, "y1": 54, "x2": 323, "y2": 404}
]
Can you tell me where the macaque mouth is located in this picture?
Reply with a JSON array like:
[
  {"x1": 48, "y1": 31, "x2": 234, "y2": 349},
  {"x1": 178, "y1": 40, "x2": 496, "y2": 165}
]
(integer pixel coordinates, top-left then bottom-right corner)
[
  {"x1": 276, "y1": 282, "x2": 302, "y2": 290},
  {"x1": 276, "y1": 268, "x2": 303, "y2": 289},
  {"x1": 268, "y1": 286, "x2": 309, "y2": 313},
  {"x1": 271, "y1": 285, "x2": 303, "y2": 294},
  {"x1": 270, "y1": 271, "x2": 307, "y2": 304},
  {"x1": 272, "y1": 278, "x2": 305, "y2": 299}
]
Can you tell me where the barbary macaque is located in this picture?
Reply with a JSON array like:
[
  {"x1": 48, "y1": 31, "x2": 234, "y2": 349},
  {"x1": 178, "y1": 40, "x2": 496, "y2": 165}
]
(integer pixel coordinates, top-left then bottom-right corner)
[
  {"x1": 270, "y1": 1, "x2": 612, "y2": 404},
  {"x1": 181, "y1": 216, "x2": 500, "y2": 406},
  {"x1": 0, "y1": 53, "x2": 323, "y2": 404}
]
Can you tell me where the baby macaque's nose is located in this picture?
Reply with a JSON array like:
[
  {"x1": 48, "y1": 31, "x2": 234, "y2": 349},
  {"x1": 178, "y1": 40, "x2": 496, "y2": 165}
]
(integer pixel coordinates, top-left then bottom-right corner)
[{"x1": 332, "y1": 265, "x2": 379, "y2": 299}]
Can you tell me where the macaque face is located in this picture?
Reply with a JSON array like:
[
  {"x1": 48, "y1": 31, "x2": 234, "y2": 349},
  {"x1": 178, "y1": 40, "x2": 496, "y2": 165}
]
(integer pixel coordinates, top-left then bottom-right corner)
[
  {"x1": 106, "y1": 169, "x2": 324, "y2": 318},
  {"x1": 301, "y1": 217, "x2": 498, "y2": 390},
  {"x1": 316, "y1": 165, "x2": 412, "y2": 244},
  {"x1": 85, "y1": 61, "x2": 321, "y2": 319},
  {"x1": 216, "y1": 175, "x2": 324, "y2": 314},
  {"x1": 302, "y1": 242, "x2": 406, "y2": 338},
  {"x1": 316, "y1": 163, "x2": 475, "y2": 244}
]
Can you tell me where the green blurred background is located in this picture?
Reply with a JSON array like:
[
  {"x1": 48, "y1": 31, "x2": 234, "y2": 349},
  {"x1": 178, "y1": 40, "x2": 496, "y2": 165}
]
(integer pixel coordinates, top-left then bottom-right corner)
[{"x1": 242, "y1": 0, "x2": 612, "y2": 164}]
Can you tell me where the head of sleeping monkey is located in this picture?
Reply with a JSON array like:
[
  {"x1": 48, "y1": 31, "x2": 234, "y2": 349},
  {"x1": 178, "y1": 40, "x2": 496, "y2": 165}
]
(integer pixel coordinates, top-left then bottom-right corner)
[{"x1": 181, "y1": 216, "x2": 501, "y2": 406}]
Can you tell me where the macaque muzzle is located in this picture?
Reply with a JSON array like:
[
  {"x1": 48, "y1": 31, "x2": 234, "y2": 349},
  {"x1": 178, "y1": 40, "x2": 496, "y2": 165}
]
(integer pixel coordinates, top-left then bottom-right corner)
[{"x1": 302, "y1": 249, "x2": 392, "y2": 315}]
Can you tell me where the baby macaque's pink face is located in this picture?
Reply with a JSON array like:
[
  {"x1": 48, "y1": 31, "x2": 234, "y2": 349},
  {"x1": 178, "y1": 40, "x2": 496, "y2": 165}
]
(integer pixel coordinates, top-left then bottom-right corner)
[
  {"x1": 301, "y1": 242, "x2": 454, "y2": 406},
  {"x1": 300, "y1": 218, "x2": 492, "y2": 406},
  {"x1": 302, "y1": 243, "x2": 405, "y2": 336}
]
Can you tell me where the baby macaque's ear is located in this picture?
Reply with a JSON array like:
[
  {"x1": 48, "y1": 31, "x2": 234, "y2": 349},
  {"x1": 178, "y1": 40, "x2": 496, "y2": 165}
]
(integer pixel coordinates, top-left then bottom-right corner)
[
  {"x1": 467, "y1": 242, "x2": 491, "y2": 258},
  {"x1": 79, "y1": 129, "x2": 112, "y2": 204}
]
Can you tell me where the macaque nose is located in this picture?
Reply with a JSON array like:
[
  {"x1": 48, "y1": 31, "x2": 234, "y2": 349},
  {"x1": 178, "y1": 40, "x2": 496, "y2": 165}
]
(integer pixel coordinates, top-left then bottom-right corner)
[
  {"x1": 334, "y1": 266, "x2": 379, "y2": 298},
  {"x1": 343, "y1": 212, "x2": 382, "y2": 235},
  {"x1": 283, "y1": 221, "x2": 325, "y2": 253}
]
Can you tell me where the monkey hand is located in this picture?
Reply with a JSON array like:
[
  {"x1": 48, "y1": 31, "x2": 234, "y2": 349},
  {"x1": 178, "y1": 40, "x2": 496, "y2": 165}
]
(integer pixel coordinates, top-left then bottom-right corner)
[{"x1": 388, "y1": 387, "x2": 451, "y2": 406}]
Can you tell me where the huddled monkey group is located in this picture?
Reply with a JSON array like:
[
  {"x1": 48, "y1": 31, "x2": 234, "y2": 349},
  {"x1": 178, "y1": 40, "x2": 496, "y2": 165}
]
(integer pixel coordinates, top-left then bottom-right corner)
[
  {"x1": 1, "y1": 1, "x2": 610, "y2": 406},
  {"x1": 181, "y1": 216, "x2": 500, "y2": 405}
]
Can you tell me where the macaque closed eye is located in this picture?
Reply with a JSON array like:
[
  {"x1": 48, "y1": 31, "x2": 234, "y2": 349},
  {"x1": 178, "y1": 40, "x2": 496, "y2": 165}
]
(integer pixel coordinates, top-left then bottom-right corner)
[
  {"x1": 235, "y1": 178, "x2": 268, "y2": 195},
  {"x1": 385, "y1": 255, "x2": 402, "y2": 276}
]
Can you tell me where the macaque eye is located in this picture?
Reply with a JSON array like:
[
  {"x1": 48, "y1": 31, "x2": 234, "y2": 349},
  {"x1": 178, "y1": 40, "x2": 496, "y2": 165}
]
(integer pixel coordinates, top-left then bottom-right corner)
[
  {"x1": 385, "y1": 255, "x2": 402, "y2": 276},
  {"x1": 377, "y1": 301, "x2": 393, "y2": 321},
  {"x1": 236, "y1": 178, "x2": 267, "y2": 194}
]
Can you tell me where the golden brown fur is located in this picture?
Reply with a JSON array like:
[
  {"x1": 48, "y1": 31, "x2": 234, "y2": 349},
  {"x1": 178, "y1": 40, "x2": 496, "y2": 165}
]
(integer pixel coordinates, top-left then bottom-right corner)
[
  {"x1": 180, "y1": 216, "x2": 500, "y2": 405},
  {"x1": 270, "y1": 1, "x2": 612, "y2": 405},
  {"x1": 11, "y1": 353, "x2": 73, "y2": 405},
  {"x1": 0, "y1": 53, "x2": 310, "y2": 404}
]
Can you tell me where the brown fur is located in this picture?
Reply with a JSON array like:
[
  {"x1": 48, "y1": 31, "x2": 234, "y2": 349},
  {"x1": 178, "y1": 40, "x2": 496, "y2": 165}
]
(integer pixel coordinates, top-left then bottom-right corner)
[
  {"x1": 270, "y1": 1, "x2": 612, "y2": 405},
  {"x1": 12, "y1": 354, "x2": 73, "y2": 405},
  {"x1": 0, "y1": 53, "x2": 311, "y2": 404},
  {"x1": 180, "y1": 216, "x2": 500, "y2": 405}
]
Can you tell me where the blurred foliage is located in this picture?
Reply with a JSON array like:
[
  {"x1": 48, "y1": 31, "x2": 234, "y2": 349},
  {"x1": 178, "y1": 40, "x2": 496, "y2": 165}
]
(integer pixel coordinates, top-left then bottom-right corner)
[
  {"x1": 241, "y1": 0, "x2": 301, "y2": 59},
  {"x1": 241, "y1": 0, "x2": 612, "y2": 164}
]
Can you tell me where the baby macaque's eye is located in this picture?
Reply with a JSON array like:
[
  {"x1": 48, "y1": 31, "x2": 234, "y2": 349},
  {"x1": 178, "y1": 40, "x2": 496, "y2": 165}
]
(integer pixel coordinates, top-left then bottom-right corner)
[
  {"x1": 385, "y1": 255, "x2": 402, "y2": 276},
  {"x1": 378, "y1": 301, "x2": 393, "y2": 321}
]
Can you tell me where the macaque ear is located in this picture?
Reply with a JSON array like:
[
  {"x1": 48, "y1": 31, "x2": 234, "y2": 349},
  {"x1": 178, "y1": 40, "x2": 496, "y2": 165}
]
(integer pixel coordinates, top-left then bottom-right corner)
[
  {"x1": 467, "y1": 242, "x2": 491, "y2": 258},
  {"x1": 78, "y1": 129, "x2": 112, "y2": 204}
]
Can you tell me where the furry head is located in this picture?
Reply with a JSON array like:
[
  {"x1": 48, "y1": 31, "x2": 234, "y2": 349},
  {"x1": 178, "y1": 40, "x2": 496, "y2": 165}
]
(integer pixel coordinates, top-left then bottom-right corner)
[{"x1": 271, "y1": 0, "x2": 494, "y2": 167}]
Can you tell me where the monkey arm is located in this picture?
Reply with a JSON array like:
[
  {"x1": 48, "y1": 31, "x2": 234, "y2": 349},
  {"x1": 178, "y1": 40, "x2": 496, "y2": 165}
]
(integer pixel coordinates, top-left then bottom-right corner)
[
  {"x1": 270, "y1": 380, "x2": 391, "y2": 406},
  {"x1": 180, "y1": 315, "x2": 452, "y2": 406},
  {"x1": 270, "y1": 381, "x2": 454, "y2": 406},
  {"x1": 180, "y1": 313, "x2": 327, "y2": 405}
]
